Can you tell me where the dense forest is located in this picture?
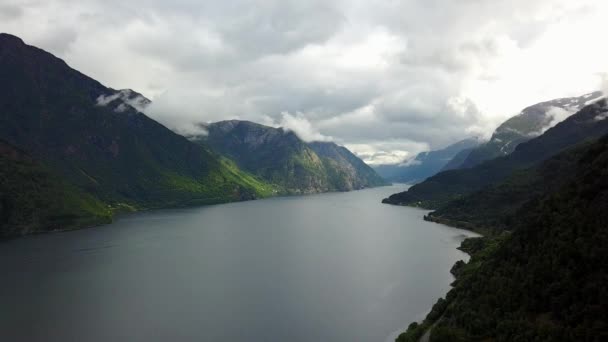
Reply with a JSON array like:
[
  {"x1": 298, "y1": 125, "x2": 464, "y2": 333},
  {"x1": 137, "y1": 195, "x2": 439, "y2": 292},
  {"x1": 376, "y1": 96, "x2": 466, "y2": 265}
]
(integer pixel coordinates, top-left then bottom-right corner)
[
  {"x1": 426, "y1": 141, "x2": 594, "y2": 235},
  {"x1": 397, "y1": 135, "x2": 608, "y2": 341},
  {"x1": 0, "y1": 140, "x2": 111, "y2": 238}
]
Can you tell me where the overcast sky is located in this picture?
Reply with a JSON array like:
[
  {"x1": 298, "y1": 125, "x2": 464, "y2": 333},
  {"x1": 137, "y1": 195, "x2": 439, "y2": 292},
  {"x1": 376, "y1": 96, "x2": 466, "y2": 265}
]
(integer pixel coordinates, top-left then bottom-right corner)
[{"x1": 2, "y1": 0, "x2": 608, "y2": 164}]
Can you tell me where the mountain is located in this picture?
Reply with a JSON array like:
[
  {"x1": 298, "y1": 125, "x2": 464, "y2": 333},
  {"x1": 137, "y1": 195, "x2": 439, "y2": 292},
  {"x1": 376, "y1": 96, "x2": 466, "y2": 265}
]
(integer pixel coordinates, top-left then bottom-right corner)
[
  {"x1": 193, "y1": 120, "x2": 386, "y2": 193},
  {"x1": 383, "y1": 99, "x2": 608, "y2": 209},
  {"x1": 426, "y1": 139, "x2": 593, "y2": 234},
  {"x1": 373, "y1": 138, "x2": 479, "y2": 183},
  {"x1": 397, "y1": 134, "x2": 608, "y2": 341},
  {"x1": 0, "y1": 140, "x2": 112, "y2": 238},
  {"x1": 458, "y1": 92, "x2": 603, "y2": 169},
  {"x1": 0, "y1": 33, "x2": 275, "y2": 236},
  {"x1": 308, "y1": 141, "x2": 387, "y2": 189},
  {"x1": 439, "y1": 147, "x2": 476, "y2": 171}
]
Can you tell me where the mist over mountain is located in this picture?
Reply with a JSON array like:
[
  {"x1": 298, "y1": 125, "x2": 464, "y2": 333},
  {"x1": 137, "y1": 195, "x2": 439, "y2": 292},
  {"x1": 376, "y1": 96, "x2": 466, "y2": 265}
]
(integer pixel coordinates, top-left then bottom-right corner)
[
  {"x1": 0, "y1": 33, "x2": 275, "y2": 236},
  {"x1": 193, "y1": 120, "x2": 386, "y2": 193},
  {"x1": 374, "y1": 138, "x2": 480, "y2": 183},
  {"x1": 0, "y1": 1, "x2": 608, "y2": 339},
  {"x1": 457, "y1": 92, "x2": 604, "y2": 169},
  {"x1": 383, "y1": 98, "x2": 608, "y2": 208}
]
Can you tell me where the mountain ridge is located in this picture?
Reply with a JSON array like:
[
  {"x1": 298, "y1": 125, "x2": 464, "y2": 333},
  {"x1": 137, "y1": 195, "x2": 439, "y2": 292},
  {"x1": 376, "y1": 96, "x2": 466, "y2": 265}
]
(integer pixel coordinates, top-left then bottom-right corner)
[
  {"x1": 458, "y1": 91, "x2": 603, "y2": 169},
  {"x1": 383, "y1": 98, "x2": 608, "y2": 209},
  {"x1": 0, "y1": 33, "x2": 275, "y2": 237},
  {"x1": 194, "y1": 120, "x2": 387, "y2": 193}
]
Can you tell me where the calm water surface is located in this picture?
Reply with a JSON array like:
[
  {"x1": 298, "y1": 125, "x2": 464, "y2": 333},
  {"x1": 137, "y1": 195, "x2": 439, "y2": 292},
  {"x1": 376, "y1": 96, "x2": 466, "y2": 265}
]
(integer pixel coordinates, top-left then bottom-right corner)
[{"x1": 0, "y1": 185, "x2": 478, "y2": 342}]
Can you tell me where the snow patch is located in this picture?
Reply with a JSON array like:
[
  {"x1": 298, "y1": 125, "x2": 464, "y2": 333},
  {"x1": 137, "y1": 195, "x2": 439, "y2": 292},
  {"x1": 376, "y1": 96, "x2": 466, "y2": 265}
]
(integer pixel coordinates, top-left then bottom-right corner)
[{"x1": 96, "y1": 89, "x2": 149, "y2": 112}]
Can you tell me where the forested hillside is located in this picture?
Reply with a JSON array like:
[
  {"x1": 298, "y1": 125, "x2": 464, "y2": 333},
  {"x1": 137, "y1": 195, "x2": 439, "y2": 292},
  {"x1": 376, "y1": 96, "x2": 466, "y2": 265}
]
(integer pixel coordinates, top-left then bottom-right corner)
[
  {"x1": 397, "y1": 135, "x2": 608, "y2": 341},
  {"x1": 0, "y1": 33, "x2": 275, "y2": 237}
]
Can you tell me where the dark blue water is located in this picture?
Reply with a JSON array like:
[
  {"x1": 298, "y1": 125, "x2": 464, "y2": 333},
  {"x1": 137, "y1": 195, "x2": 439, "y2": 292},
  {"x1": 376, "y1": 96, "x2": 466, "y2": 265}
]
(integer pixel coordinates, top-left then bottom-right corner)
[{"x1": 0, "y1": 185, "x2": 478, "y2": 342}]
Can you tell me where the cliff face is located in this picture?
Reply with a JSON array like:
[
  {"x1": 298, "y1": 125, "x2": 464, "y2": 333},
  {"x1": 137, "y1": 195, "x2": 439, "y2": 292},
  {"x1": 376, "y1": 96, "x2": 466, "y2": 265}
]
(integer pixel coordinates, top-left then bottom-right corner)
[
  {"x1": 308, "y1": 141, "x2": 387, "y2": 190},
  {"x1": 195, "y1": 120, "x2": 387, "y2": 193}
]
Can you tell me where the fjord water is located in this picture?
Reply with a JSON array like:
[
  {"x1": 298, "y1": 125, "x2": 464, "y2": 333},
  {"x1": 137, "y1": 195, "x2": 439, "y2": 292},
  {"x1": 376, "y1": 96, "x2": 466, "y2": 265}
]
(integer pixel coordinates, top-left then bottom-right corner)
[{"x1": 0, "y1": 185, "x2": 477, "y2": 342}]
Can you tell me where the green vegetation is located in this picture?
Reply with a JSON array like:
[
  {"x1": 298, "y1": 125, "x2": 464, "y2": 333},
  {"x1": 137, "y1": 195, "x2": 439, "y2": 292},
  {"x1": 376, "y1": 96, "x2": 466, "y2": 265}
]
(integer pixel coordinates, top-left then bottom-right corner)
[
  {"x1": 0, "y1": 141, "x2": 111, "y2": 238},
  {"x1": 197, "y1": 120, "x2": 386, "y2": 193},
  {"x1": 426, "y1": 141, "x2": 593, "y2": 234},
  {"x1": 309, "y1": 141, "x2": 387, "y2": 189},
  {"x1": 0, "y1": 33, "x2": 277, "y2": 237},
  {"x1": 397, "y1": 135, "x2": 608, "y2": 341},
  {"x1": 383, "y1": 100, "x2": 608, "y2": 209}
]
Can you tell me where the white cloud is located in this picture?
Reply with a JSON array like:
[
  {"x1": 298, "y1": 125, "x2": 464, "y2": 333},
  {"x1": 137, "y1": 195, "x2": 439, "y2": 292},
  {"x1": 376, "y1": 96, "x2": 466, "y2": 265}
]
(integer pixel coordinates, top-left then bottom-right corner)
[
  {"x1": 540, "y1": 106, "x2": 577, "y2": 133},
  {"x1": 279, "y1": 112, "x2": 333, "y2": 142},
  {"x1": 346, "y1": 140, "x2": 429, "y2": 166},
  {"x1": 3, "y1": 0, "x2": 608, "y2": 164}
]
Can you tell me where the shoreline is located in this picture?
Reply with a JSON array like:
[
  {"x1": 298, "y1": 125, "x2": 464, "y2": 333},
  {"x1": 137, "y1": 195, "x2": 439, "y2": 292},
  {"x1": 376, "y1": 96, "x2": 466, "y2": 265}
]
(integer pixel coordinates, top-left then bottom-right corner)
[
  {"x1": 1, "y1": 184, "x2": 391, "y2": 241},
  {"x1": 392, "y1": 204, "x2": 483, "y2": 342}
]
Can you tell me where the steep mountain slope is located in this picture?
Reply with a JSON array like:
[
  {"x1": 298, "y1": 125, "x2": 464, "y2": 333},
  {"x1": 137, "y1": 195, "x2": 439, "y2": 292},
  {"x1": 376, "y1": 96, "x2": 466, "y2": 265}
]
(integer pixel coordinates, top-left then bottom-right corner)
[
  {"x1": 0, "y1": 140, "x2": 111, "y2": 238},
  {"x1": 440, "y1": 147, "x2": 475, "y2": 171},
  {"x1": 398, "y1": 135, "x2": 608, "y2": 341},
  {"x1": 383, "y1": 99, "x2": 608, "y2": 209},
  {"x1": 194, "y1": 120, "x2": 386, "y2": 193},
  {"x1": 308, "y1": 141, "x2": 387, "y2": 189},
  {"x1": 459, "y1": 92, "x2": 603, "y2": 169},
  {"x1": 0, "y1": 33, "x2": 274, "y2": 222},
  {"x1": 426, "y1": 141, "x2": 592, "y2": 234},
  {"x1": 373, "y1": 138, "x2": 479, "y2": 183}
]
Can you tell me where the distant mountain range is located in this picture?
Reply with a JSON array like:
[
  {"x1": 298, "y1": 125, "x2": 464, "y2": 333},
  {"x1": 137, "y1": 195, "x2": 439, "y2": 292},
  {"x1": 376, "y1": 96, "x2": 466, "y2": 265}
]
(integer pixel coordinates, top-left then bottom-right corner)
[
  {"x1": 384, "y1": 96, "x2": 608, "y2": 208},
  {"x1": 194, "y1": 120, "x2": 387, "y2": 193},
  {"x1": 373, "y1": 138, "x2": 480, "y2": 183},
  {"x1": 457, "y1": 91, "x2": 603, "y2": 169},
  {"x1": 382, "y1": 92, "x2": 604, "y2": 186},
  {"x1": 0, "y1": 33, "x2": 383, "y2": 237}
]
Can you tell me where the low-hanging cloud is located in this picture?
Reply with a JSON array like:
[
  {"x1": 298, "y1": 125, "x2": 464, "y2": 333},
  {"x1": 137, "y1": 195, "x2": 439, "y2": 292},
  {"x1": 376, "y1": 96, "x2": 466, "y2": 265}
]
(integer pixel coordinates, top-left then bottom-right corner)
[
  {"x1": 278, "y1": 112, "x2": 333, "y2": 142},
  {"x1": 4, "y1": 0, "x2": 608, "y2": 164}
]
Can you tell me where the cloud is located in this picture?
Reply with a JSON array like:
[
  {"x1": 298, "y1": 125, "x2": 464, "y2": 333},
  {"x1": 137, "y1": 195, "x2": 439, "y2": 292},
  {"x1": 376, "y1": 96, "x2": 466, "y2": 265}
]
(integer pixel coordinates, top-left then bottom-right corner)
[
  {"x1": 3, "y1": 0, "x2": 608, "y2": 164},
  {"x1": 278, "y1": 112, "x2": 332, "y2": 142},
  {"x1": 0, "y1": 4, "x2": 23, "y2": 21},
  {"x1": 539, "y1": 106, "x2": 577, "y2": 134},
  {"x1": 345, "y1": 140, "x2": 429, "y2": 166},
  {"x1": 602, "y1": 73, "x2": 608, "y2": 97}
]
